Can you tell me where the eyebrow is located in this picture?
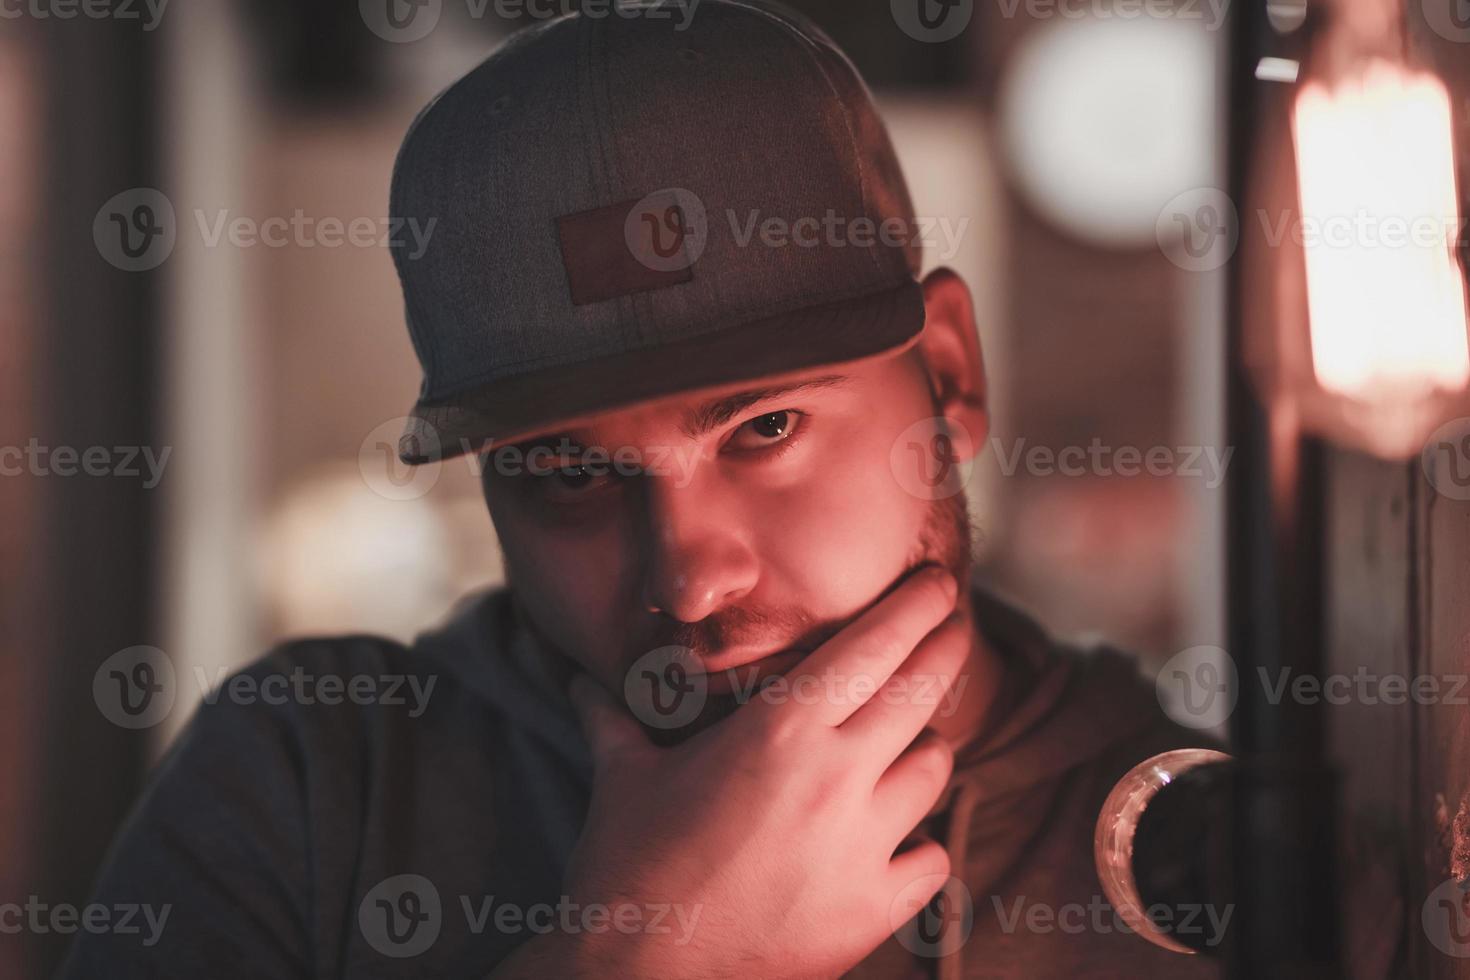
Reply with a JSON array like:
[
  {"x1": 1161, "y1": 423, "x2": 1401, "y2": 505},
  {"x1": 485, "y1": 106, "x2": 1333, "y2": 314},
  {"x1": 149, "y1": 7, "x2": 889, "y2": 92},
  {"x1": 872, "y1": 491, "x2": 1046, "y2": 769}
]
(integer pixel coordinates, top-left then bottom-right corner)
[
  {"x1": 500, "y1": 373, "x2": 852, "y2": 458},
  {"x1": 678, "y1": 374, "x2": 850, "y2": 439}
]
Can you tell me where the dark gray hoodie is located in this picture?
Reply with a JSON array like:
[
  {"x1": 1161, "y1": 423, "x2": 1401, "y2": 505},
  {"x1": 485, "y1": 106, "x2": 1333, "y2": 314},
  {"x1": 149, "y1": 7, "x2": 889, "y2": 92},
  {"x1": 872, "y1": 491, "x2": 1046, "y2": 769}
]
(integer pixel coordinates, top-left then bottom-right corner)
[{"x1": 58, "y1": 587, "x2": 1224, "y2": 979}]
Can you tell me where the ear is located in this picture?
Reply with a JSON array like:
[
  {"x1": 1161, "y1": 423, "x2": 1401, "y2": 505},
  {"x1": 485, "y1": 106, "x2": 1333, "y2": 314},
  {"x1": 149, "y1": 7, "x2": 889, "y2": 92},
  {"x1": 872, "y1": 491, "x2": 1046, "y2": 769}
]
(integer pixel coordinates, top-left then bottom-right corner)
[{"x1": 913, "y1": 267, "x2": 988, "y2": 460}]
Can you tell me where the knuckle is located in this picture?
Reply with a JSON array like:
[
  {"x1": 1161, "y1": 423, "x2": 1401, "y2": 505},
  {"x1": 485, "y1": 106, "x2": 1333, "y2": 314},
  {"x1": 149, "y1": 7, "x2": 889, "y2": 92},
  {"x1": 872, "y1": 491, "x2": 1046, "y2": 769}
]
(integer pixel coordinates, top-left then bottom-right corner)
[
  {"x1": 925, "y1": 845, "x2": 953, "y2": 879},
  {"x1": 803, "y1": 764, "x2": 853, "y2": 809},
  {"x1": 753, "y1": 703, "x2": 806, "y2": 752},
  {"x1": 912, "y1": 572, "x2": 955, "y2": 617},
  {"x1": 863, "y1": 622, "x2": 908, "y2": 664},
  {"x1": 925, "y1": 575, "x2": 954, "y2": 611}
]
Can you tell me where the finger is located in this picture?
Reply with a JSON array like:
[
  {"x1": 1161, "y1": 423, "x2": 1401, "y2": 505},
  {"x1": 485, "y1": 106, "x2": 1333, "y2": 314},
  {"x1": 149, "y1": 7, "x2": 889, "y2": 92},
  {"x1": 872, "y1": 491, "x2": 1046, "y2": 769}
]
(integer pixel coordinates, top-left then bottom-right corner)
[
  {"x1": 780, "y1": 565, "x2": 957, "y2": 728},
  {"x1": 568, "y1": 672, "x2": 651, "y2": 769},
  {"x1": 884, "y1": 838, "x2": 952, "y2": 913},
  {"x1": 841, "y1": 612, "x2": 969, "y2": 759},
  {"x1": 871, "y1": 731, "x2": 954, "y2": 850}
]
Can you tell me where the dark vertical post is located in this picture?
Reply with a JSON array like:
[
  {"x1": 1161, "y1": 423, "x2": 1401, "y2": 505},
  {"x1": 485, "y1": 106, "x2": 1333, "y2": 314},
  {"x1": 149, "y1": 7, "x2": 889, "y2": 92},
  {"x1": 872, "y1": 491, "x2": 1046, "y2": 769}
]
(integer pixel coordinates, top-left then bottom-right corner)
[
  {"x1": 28, "y1": 8, "x2": 162, "y2": 979},
  {"x1": 1222, "y1": 1, "x2": 1341, "y2": 976}
]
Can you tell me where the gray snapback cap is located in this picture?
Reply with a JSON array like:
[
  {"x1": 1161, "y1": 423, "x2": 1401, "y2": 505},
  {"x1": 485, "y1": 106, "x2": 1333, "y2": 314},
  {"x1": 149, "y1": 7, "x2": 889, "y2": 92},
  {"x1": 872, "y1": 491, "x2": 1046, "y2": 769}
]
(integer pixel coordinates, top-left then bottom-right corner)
[{"x1": 390, "y1": 0, "x2": 924, "y2": 464}]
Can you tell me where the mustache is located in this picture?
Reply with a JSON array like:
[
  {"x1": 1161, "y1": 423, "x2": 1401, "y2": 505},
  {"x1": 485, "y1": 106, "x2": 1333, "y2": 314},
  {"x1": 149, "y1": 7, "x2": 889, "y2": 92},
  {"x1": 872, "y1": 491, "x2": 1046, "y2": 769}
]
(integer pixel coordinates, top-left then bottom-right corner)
[
  {"x1": 643, "y1": 605, "x2": 842, "y2": 661},
  {"x1": 632, "y1": 491, "x2": 974, "y2": 665}
]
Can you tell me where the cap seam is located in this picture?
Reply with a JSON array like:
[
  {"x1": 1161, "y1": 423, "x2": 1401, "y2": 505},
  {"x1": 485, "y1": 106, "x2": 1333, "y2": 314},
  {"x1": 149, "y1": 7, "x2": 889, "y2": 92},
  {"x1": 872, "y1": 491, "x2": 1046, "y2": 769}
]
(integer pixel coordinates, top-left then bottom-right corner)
[{"x1": 722, "y1": 0, "x2": 882, "y2": 281}]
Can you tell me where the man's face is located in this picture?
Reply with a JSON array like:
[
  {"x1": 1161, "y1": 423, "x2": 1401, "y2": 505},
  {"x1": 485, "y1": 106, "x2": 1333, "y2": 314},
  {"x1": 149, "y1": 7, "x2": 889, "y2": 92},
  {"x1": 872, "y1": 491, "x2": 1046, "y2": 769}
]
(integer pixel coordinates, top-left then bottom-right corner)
[{"x1": 482, "y1": 346, "x2": 972, "y2": 732}]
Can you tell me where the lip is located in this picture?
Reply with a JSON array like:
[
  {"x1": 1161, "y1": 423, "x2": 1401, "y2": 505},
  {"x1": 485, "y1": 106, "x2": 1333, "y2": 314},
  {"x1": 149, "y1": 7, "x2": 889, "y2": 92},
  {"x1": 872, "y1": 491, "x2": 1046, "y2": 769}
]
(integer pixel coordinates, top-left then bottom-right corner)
[{"x1": 695, "y1": 648, "x2": 808, "y2": 696}]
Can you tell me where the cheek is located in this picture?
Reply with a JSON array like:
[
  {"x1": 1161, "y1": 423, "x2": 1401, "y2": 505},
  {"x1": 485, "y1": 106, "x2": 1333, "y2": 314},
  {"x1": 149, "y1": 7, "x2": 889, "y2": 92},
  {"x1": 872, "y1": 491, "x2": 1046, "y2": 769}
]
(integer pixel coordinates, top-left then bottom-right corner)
[
  {"x1": 756, "y1": 425, "x2": 930, "y2": 617},
  {"x1": 489, "y1": 504, "x2": 633, "y2": 684}
]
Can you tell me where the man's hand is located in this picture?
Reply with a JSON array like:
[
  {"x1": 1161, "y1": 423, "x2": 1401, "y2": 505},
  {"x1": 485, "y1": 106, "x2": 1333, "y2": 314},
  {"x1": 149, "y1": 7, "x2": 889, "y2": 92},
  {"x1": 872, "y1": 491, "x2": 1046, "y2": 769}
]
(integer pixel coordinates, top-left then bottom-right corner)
[{"x1": 558, "y1": 566, "x2": 969, "y2": 979}]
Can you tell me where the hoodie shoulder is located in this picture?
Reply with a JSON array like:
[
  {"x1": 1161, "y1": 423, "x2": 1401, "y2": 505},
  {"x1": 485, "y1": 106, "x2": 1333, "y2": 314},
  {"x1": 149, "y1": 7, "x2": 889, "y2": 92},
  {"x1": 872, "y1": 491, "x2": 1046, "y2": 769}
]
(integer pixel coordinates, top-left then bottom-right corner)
[{"x1": 61, "y1": 591, "x2": 544, "y2": 979}]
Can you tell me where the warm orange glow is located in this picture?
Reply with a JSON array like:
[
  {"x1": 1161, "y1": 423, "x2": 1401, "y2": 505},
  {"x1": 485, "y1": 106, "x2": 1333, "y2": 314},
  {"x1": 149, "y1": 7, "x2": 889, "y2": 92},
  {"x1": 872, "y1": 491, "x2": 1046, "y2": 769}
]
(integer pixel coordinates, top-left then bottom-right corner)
[{"x1": 1291, "y1": 59, "x2": 1470, "y2": 449}]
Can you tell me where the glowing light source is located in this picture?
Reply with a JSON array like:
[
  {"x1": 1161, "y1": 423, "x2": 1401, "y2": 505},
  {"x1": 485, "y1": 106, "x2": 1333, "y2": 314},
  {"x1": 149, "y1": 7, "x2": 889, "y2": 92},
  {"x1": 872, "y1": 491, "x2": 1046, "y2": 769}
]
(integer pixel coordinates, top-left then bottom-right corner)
[
  {"x1": 1283, "y1": 56, "x2": 1470, "y2": 457},
  {"x1": 998, "y1": 17, "x2": 1215, "y2": 247}
]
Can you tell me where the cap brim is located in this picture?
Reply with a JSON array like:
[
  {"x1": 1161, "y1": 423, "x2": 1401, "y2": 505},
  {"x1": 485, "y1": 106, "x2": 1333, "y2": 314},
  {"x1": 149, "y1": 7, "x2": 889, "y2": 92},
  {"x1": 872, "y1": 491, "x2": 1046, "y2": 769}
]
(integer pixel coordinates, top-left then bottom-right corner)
[{"x1": 397, "y1": 279, "x2": 925, "y2": 464}]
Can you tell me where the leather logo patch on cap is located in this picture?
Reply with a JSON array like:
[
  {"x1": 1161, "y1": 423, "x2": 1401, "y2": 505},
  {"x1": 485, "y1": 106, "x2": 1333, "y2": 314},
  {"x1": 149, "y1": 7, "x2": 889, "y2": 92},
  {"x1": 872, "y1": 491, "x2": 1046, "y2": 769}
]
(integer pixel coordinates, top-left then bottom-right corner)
[{"x1": 556, "y1": 188, "x2": 706, "y2": 306}]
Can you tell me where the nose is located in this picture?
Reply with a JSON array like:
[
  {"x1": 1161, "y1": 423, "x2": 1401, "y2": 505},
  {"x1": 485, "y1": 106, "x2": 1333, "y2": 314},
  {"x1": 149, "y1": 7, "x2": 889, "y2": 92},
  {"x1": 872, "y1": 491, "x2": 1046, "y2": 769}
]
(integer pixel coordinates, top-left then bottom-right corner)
[{"x1": 638, "y1": 474, "x2": 759, "y2": 623}]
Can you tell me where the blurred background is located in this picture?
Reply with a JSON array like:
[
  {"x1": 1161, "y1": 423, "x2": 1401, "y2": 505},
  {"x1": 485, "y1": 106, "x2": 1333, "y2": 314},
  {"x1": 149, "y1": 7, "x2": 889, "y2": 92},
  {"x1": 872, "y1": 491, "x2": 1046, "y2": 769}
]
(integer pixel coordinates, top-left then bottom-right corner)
[
  {"x1": 0, "y1": 1, "x2": 1228, "y2": 975},
  {"x1": 6, "y1": 0, "x2": 1468, "y2": 976}
]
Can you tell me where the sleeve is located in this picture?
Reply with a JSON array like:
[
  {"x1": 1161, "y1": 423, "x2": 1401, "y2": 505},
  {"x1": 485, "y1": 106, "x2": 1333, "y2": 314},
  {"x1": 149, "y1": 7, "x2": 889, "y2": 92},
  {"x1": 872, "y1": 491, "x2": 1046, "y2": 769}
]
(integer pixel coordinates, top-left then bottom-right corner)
[{"x1": 56, "y1": 681, "x2": 315, "y2": 980}]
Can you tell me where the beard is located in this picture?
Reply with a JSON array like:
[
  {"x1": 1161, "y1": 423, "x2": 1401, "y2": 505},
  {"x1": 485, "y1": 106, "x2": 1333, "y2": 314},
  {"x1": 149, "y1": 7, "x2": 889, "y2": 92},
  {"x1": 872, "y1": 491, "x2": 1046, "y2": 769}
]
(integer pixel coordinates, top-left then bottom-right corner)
[
  {"x1": 631, "y1": 490, "x2": 976, "y2": 746},
  {"x1": 507, "y1": 482, "x2": 977, "y2": 746}
]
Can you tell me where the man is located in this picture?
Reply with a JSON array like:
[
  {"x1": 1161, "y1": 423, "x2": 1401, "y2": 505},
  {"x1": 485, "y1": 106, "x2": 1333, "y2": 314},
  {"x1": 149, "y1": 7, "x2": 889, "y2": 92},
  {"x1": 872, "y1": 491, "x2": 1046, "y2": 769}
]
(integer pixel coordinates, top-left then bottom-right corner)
[{"x1": 62, "y1": 2, "x2": 1222, "y2": 976}]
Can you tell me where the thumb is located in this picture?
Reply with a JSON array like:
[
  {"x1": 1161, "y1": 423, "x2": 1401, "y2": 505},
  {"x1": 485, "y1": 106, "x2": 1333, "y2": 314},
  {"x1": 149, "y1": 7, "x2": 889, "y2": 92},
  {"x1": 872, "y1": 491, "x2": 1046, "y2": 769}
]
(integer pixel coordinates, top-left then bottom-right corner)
[{"x1": 567, "y1": 671, "x2": 650, "y2": 768}]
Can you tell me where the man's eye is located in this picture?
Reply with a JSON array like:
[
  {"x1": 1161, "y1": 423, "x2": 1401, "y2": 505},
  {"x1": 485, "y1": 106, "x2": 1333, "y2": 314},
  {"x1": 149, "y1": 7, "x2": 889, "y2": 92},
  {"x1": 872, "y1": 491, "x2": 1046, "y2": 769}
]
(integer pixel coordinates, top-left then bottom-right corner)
[
  {"x1": 557, "y1": 465, "x2": 596, "y2": 488},
  {"x1": 727, "y1": 410, "x2": 803, "y2": 451},
  {"x1": 538, "y1": 464, "x2": 612, "y2": 499}
]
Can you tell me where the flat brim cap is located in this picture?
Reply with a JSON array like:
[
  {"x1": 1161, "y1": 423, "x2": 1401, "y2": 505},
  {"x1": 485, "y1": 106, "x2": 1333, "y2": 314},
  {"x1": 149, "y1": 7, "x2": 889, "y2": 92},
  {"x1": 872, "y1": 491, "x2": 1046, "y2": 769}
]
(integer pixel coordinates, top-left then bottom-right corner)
[
  {"x1": 390, "y1": 2, "x2": 926, "y2": 464},
  {"x1": 399, "y1": 279, "x2": 924, "y2": 463}
]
